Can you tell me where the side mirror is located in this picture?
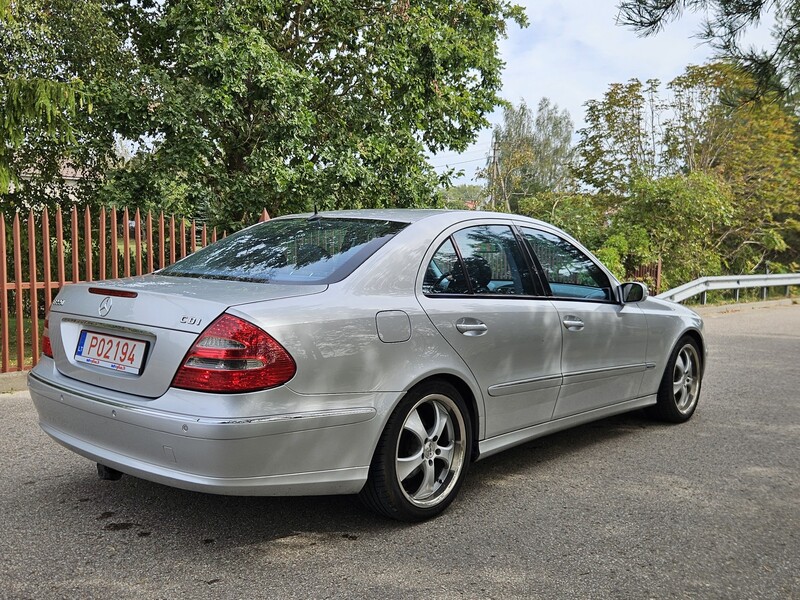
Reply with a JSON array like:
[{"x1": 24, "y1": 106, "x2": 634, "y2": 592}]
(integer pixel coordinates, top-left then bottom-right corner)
[{"x1": 622, "y1": 282, "x2": 649, "y2": 303}]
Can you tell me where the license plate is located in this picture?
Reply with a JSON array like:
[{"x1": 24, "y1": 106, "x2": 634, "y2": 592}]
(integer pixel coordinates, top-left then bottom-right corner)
[{"x1": 75, "y1": 331, "x2": 148, "y2": 375}]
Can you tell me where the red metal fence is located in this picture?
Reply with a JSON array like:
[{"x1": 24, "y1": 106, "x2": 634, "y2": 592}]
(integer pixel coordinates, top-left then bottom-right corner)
[
  {"x1": 627, "y1": 257, "x2": 662, "y2": 296},
  {"x1": 2, "y1": 206, "x2": 659, "y2": 374},
  {"x1": 1, "y1": 206, "x2": 269, "y2": 373}
]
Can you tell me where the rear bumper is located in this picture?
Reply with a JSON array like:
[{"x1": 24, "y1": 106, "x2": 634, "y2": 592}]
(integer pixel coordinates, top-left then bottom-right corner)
[{"x1": 28, "y1": 369, "x2": 395, "y2": 496}]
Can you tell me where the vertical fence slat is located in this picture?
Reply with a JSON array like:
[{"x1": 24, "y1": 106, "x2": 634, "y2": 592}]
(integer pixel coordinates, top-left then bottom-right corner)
[
  {"x1": 99, "y1": 207, "x2": 106, "y2": 281},
  {"x1": 170, "y1": 216, "x2": 176, "y2": 265},
  {"x1": 13, "y1": 214, "x2": 24, "y2": 371},
  {"x1": 111, "y1": 208, "x2": 119, "y2": 279},
  {"x1": 159, "y1": 212, "x2": 166, "y2": 270},
  {"x1": 0, "y1": 215, "x2": 9, "y2": 373},
  {"x1": 180, "y1": 219, "x2": 187, "y2": 259},
  {"x1": 147, "y1": 211, "x2": 154, "y2": 274},
  {"x1": 55, "y1": 207, "x2": 65, "y2": 288},
  {"x1": 28, "y1": 210, "x2": 39, "y2": 367},
  {"x1": 70, "y1": 207, "x2": 79, "y2": 283},
  {"x1": 655, "y1": 257, "x2": 662, "y2": 296},
  {"x1": 122, "y1": 208, "x2": 130, "y2": 277},
  {"x1": 83, "y1": 206, "x2": 93, "y2": 282},
  {"x1": 42, "y1": 208, "x2": 52, "y2": 310},
  {"x1": 135, "y1": 208, "x2": 143, "y2": 276},
  {"x1": 2, "y1": 205, "x2": 259, "y2": 373}
]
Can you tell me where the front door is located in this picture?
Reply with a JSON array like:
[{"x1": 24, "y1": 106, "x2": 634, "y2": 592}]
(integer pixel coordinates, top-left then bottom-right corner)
[{"x1": 519, "y1": 227, "x2": 649, "y2": 419}]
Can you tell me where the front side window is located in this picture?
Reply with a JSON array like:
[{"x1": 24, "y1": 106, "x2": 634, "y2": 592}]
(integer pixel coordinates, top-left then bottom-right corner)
[
  {"x1": 424, "y1": 225, "x2": 535, "y2": 296},
  {"x1": 160, "y1": 217, "x2": 407, "y2": 284},
  {"x1": 521, "y1": 228, "x2": 613, "y2": 301}
]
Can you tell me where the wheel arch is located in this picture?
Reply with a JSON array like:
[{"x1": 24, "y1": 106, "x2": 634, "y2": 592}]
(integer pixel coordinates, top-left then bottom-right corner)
[
  {"x1": 680, "y1": 327, "x2": 706, "y2": 376},
  {"x1": 402, "y1": 373, "x2": 482, "y2": 463}
]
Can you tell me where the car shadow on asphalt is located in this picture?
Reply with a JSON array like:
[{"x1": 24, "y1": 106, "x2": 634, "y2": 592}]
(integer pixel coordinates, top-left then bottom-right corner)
[
  {"x1": 467, "y1": 409, "x2": 659, "y2": 482},
  {"x1": 30, "y1": 410, "x2": 663, "y2": 548}
]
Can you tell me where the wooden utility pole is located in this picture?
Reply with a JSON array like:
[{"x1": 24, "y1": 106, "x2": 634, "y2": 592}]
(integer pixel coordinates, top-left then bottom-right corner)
[{"x1": 490, "y1": 141, "x2": 498, "y2": 209}]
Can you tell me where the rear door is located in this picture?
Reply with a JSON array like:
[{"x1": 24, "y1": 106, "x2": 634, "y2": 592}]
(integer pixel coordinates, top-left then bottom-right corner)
[
  {"x1": 417, "y1": 221, "x2": 563, "y2": 438},
  {"x1": 519, "y1": 227, "x2": 648, "y2": 418}
]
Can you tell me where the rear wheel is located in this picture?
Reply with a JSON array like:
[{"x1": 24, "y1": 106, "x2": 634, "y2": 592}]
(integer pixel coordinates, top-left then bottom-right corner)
[
  {"x1": 649, "y1": 336, "x2": 702, "y2": 423},
  {"x1": 359, "y1": 381, "x2": 472, "y2": 522}
]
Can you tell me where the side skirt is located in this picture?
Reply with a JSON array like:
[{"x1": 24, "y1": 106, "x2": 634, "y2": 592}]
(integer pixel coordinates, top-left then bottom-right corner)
[{"x1": 477, "y1": 394, "x2": 657, "y2": 460}]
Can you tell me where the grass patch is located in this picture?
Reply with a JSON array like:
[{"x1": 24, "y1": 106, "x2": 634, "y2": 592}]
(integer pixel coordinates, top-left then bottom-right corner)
[{"x1": 1, "y1": 316, "x2": 35, "y2": 369}]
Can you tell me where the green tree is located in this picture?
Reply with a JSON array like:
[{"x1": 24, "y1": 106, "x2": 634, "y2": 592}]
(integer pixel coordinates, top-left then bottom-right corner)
[
  {"x1": 577, "y1": 63, "x2": 800, "y2": 275},
  {"x1": 712, "y1": 97, "x2": 800, "y2": 271},
  {"x1": 437, "y1": 183, "x2": 485, "y2": 210},
  {"x1": 2, "y1": 1, "x2": 527, "y2": 228},
  {"x1": 484, "y1": 97, "x2": 574, "y2": 211},
  {"x1": 518, "y1": 192, "x2": 607, "y2": 250},
  {"x1": 0, "y1": 0, "x2": 89, "y2": 198},
  {"x1": 663, "y1": 63, "x2": 800, "y2": 271},
  {"x1": 0, "y1": 0, "x2": 142, "y2": 212},
  {"x1": 114, "y1": 0, "x2": 527, "y2": 228},
  {"x1": 575, "y1": 78, "x2": 664, "y2": 196},
  {"x1": 664, "y1": 63, "x2": 746, "y2": 172},
  {"x1": 609, "y1": 172, "x2": 735, "y2": 287}
]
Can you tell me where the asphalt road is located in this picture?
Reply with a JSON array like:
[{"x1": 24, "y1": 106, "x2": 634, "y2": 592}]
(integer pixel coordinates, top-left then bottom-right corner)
[{"x1": 1, "y1": 303, "x2": 798, "y2": 599}]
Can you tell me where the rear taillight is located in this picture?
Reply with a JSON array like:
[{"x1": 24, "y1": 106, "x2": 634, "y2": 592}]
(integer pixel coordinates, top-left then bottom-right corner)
[
  {"x1": 42, "y1": 318, "x2": 53, "y2": 358},
  {"x1": 171, "y1": 314, "x2": 296, "y2": 393}
]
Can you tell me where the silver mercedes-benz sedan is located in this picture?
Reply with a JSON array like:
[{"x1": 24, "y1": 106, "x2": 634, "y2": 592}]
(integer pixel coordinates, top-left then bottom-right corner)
[{"x1": 29, "y1": 210, "x2": 704, "y2": 521}]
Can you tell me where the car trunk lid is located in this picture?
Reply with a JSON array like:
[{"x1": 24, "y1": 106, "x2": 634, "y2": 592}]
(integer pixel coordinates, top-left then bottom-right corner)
[{"x1": 47, "y1": 275, "x2": 326, "y2": 398}]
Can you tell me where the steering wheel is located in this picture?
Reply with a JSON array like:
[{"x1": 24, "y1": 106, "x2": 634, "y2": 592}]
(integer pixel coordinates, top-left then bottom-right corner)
[{"x1": 432, "y1": 272, "x2": 451, "y2": 291}]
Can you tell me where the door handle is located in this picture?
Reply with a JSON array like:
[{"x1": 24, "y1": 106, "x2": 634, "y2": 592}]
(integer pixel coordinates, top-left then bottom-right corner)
[
  {"x1": 562, "y1": 316, "x2": 585, "y2": 331},
  {"x1": 456, "y1": 318, "x2": 488, "y2": 336}
]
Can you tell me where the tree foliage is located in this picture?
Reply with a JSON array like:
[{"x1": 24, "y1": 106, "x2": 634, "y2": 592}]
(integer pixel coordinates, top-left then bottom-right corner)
[
  {"x1": 483, "y1": 97, "x2": 574, "y2": 211},
  {"x1": 617, "y1": 0, "x2": 800, "y2": 99},
  {"x1": 437, "y1": 183, "x2": 485, "y2": 210},
  {"x1": 575, "y1": 79, "x2": 664, "y2": 195},
  {"x1": 611, "y1": 172, "x2": 735, "y2": 286},
  {"x1": 518, "y1": 192, "x2": 607, "y2": 250},
  {"x1": 575, "y1": 63, "x2": 800, "y2": 274},
  {"x1": 0, "y1": 0, "x2": 142, "y2": 213},
  {"x1": 2, "y1": 0, "x2": 527, "y2": 228},
  {"x1": 0, "y1": 0, "x2": 91, "y2": 196}
]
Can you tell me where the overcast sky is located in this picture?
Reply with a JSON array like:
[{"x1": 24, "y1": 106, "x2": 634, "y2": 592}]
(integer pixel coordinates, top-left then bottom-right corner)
[{"x1": 431, "y1": 0, "x2": 776, "y2": 184}]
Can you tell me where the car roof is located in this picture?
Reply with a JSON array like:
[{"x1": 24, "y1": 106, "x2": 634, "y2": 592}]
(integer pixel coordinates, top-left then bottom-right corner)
[
  {"x1": 275, "y1": 209, "x2": 448, "y2": 223},
  {"x1": 275, "y1": 208, "x2": 552, "y2": 228}
]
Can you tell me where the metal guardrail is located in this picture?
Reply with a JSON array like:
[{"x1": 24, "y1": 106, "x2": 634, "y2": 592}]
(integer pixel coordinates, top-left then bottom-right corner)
[{"x1": 656, "y1": 273, "x2": 800, "y2": 304}]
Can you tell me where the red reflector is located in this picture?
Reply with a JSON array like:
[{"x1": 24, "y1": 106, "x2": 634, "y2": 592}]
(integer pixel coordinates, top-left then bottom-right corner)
[
  {"x1": 172, "y1": 314, "x2": 296, "y2": 393},
  {"x1": 42, "y1": 317, "x2": 53, "y2": 358},
  {"x1": 88, "y1": 287, "x2": 138, "y2": 298}
]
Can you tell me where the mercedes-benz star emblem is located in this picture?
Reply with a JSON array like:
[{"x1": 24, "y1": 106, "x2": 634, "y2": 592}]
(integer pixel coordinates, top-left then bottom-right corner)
[{"x1": 98, "y1": 296, "x2": 113, "y2": 317}]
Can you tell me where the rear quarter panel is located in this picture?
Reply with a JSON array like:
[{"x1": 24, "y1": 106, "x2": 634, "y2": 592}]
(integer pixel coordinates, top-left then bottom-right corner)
[{"x1": 231, "y1": 219, "x2": 487, "y2": 435}]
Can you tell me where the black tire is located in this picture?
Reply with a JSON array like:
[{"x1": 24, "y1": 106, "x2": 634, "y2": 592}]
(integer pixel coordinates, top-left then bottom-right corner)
[
  {"x1": 359, "y1": 380, "x2": 472, "y2": 522},
  {"x1": 649, "y1": 336, "x2": 702, "y2": 423}
]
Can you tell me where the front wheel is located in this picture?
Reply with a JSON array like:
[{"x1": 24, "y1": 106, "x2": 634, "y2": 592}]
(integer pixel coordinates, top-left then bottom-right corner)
[
  {"x1": 649, "y1": 336, "x2": 703, "y2": 423},
  {"x1": 359, "y1": 380, "x2": 472, "y2": 522}
]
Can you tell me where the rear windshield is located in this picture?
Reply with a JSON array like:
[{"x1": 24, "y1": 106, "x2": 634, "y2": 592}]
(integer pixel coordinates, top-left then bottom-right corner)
[{"x1": 159, "y1": 217, "x2": 408, "y2": 284}]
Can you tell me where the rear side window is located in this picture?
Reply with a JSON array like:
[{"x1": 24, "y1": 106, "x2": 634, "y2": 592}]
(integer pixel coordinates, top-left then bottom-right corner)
[
  {"x1": 424, "y1": 225, "x2": 535, "y2": 296},
  {"x1": 160, "y1": 218, "x2": 407, "y2": 284},
  {"x1": 423, "y1": 238, "x2": 469, "y2": 294},
  {"x1": 521, "y1": 228, "x2": 612, "y2": 301}
]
